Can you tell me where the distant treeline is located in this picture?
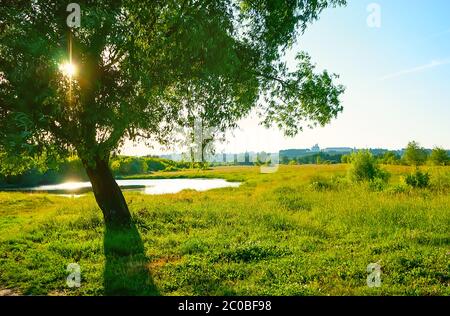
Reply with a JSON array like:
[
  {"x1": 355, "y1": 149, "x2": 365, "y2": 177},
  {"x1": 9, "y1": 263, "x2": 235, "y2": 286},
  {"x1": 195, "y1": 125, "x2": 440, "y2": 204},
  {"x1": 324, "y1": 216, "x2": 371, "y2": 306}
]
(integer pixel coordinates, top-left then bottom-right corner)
[
  {"x1": 281, "y1": 152, "x2": 344, "y2": 165},
  {"x1": 281, "y1": 142, "x2": 450, "y2": 167},
  {"x1": 0, "y1": 156, "x2": 192, "y2": 188}
]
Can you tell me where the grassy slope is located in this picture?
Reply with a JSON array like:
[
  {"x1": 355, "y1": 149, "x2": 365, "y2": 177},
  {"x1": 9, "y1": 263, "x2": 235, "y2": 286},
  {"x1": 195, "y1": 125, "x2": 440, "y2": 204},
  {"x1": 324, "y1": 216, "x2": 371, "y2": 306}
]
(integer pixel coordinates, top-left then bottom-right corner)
[{"x1": 0, "y1": 165, "x2": 448, "y2": 296}]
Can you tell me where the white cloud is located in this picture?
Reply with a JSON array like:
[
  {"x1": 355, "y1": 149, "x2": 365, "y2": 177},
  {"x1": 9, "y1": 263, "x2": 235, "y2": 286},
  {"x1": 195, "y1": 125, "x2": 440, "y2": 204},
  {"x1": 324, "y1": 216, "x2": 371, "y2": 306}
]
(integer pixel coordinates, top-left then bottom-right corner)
[{"x1": 380, "y1": 58, "x2": 450, "y2": 81}]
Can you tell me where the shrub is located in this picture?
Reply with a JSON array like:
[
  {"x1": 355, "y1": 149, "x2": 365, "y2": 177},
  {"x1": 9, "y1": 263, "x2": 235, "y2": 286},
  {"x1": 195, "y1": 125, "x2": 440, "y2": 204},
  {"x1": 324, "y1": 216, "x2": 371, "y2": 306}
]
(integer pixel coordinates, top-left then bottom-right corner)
[
  {"x1": 404, "y1": 170, "x2": 430, "y2": 188},
  {"x1": 429, "y1": 147, "x2": 449, "y2": 166},
  {"x1": 145, "y1": 158, "x2": 167, "y2": 171},
  {"x1": 430, "y1": 170, "x2": 450, "y2": 192},
  {"x1": 348, "y1": 150, "x2": 390, "y2": 182},
  {"x1": 308, "y1": 175, "x2": 350, "y2": 191},
  {"x1": 368, "y1": 177, "x2": 387, "y2": 192},
  {"x1": 403, "y1": 141, "x2": 428, "y2": 166},
  {"x1": 110, "y1": 160, "x2": 121, "y2": 175},
  {"x1": 164, "y1": 165, "x2": 179, "y2": 172},
  {"x1": 341, "y1": 154, "x2": 350, "y2": 164},
  {"x1": 379, "y1": 151, "x2": 401, "y2": 165},
  {"x1": 112, "y1": 157, "x2": 148, "y2": 175},
  {"x1": 309, "y1": 176, "x2": 334, "y2": 191}
]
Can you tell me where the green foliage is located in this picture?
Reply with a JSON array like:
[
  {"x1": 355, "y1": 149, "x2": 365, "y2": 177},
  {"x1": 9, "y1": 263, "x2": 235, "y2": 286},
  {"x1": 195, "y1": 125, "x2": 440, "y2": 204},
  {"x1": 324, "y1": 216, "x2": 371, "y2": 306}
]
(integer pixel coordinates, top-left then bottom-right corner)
[
  {"x1": 385, "y1": 183, "x2": 409, "y2": 194},
  {"x1": 282, "y1": 152, "x2": 344, "y2": 165},
  {"x1": 429, "y1": 147, "x2": 449, "y2": 166},
  {"x1": 164, "y1": 165, "x2": 179, "y2": 172},
  {"x1": 403, "y1": 141, "x2": 428, "y2": 166},
  {"x1": 145, "y1": 158, "x2": 167, "y2": 172},
  {"x1": 348, "y1": 151, "x2": 390, "y2": 182},
  {"x1": 0, "y1": 156, "x2": 192, "y2": 187},
  {"x1": 0, "y1": 156, "x2": 87, "y2": 187},
  {"x1": 212, "y1": 243, "x2": 290, "y2": 263},
  {"x1": 429, "y1": 170, "x2": 450, "y2": 192},
  {"x1": 0, "y1": 165, "x2": 449, "y2": 295},
  {"x1": 110, "y1": 157, "x2": 148, "y2": 176},
  {"x1": 404, "y1": 170, "x2": 430, "y2": 188},
  {"x1": 275, "y1": 186, "x2": 311, "y2": 211},
  {"x1": 368, "y1": 177, "x2": 388, "y2": 192},
  {"x1": 309, "y1": 175, "x2": 350, "y2": 191},
  {"x1": 341, "y1": 154, "x2": 350, "y2": 163},
  {"x1": 309, "y1": 176, "x2": 335, "y2": 191},
  {"x1": 110, "y1": 156, "x2": 191, "y2": 176},
  {"x1": 172, "y1": 77, "x2": 244, "y2": 163},
  {"x1": 378, "y1": 151, "x2": 402, "y2": 165},
  {"x1": 0, "y1": 0, "x2": 346, "y2": 171}
]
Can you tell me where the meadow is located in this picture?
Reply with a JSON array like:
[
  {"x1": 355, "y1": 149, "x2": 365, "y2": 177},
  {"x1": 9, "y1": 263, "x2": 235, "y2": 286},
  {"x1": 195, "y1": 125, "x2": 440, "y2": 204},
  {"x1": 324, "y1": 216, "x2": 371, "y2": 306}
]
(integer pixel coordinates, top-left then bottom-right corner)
[{"x1": 0, "y1": 165, "x2": 448, "y2": 296}]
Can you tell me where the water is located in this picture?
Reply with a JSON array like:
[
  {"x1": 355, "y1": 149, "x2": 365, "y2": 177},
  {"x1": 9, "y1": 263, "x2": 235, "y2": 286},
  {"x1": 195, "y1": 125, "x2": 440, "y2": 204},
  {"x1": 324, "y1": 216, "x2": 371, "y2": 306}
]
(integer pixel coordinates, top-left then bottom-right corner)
[{"x1": 5, "y1": 178, "x2": 241, "y2": 195}]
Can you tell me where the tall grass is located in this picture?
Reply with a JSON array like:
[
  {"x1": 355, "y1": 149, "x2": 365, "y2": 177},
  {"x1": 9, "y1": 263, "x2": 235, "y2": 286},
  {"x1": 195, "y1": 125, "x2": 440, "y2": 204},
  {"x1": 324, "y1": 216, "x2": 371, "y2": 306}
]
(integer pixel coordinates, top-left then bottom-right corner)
[{"x1": 0, "y1": 165, "x2": 448, "y2": 296}]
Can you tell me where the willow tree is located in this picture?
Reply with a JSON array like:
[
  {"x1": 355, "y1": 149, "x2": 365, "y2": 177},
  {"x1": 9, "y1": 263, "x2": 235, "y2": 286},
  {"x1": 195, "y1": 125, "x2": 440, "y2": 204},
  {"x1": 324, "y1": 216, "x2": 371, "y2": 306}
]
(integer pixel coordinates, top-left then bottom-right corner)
[
  {"x1": 171, "y1": 76, "x2": 245, "y2": 165},
  {"x1": 0, "y1": 0, "x2": 345, "y2": 225}
]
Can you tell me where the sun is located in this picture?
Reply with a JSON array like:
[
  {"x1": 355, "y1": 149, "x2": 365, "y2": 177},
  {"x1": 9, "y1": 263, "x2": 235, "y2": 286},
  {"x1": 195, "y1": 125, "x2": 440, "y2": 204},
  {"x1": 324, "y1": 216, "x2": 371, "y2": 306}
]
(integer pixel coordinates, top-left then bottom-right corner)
[{"x1": 58, "y1": 62, "x2": 77, "y2": 78}]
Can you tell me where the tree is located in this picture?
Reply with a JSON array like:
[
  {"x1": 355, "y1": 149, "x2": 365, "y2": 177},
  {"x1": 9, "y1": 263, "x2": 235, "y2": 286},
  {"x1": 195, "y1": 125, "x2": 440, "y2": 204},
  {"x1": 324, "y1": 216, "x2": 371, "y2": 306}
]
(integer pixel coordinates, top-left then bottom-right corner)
[
  {"x1": 379, "y1": 151, "x2": 401, "y2": 165},
  {"x1": 0, "y1": 0, "x2": 346, "y2": 225},
  {"x1": 173, "y1": 77, "x2": 238, "y2": 165},
  {"x1": 348, "y1": 150, "x2": 389, "y2": 182},
  {"x1": 429, "y1": 147, "x2": 449, "y2": 166},
  {"x1": 403, "y1": 141, "x2": 428, "y2": 166},
  {"x1": 341, "y1": 154, "x2": 350, "y2": 164}
]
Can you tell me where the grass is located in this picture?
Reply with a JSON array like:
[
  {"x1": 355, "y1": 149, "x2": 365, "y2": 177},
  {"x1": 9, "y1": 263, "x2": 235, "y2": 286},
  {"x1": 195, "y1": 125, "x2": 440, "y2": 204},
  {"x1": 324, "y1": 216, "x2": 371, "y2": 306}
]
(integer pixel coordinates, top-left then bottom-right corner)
[{"x1": 0, "y1": 164, "x2": 449, "y2": 296}]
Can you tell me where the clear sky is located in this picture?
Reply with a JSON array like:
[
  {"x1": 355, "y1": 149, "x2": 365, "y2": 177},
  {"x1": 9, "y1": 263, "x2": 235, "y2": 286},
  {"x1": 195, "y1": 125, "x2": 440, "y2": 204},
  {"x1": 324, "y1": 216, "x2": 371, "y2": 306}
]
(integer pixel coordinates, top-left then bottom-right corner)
[{"x1": 122, "y1": 0, "x2": 450, "y2": 156}]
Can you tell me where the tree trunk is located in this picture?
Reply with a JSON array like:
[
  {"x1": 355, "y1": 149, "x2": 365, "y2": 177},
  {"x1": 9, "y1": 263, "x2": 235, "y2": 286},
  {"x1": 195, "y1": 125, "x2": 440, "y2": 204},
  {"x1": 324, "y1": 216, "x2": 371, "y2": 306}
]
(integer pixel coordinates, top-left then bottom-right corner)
[{"x1": 84, "y1": 156, "x2": 132, "y2": 226}]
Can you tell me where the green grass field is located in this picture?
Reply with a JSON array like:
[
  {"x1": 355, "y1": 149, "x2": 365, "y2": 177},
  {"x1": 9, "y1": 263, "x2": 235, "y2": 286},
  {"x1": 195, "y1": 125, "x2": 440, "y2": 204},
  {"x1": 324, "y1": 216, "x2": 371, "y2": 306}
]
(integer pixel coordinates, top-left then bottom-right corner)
[{"x1": 0, "y1": 165, "x2": 449, "y2": 296}]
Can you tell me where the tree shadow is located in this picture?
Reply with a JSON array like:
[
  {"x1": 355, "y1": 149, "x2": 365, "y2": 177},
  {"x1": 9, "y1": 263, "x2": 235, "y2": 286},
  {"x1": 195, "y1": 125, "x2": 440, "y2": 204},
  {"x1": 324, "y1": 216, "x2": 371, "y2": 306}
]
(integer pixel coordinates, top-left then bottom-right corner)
[{"x1": 103, "y1": 222, "x2": 159, "y2": 296}]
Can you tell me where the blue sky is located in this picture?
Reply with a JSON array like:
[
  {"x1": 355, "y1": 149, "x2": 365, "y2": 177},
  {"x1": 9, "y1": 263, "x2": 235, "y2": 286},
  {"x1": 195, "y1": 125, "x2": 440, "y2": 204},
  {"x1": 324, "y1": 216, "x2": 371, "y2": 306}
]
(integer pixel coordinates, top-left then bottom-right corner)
[{"x1": 123, "y1": 1, "x2": 450, "y2": 155}]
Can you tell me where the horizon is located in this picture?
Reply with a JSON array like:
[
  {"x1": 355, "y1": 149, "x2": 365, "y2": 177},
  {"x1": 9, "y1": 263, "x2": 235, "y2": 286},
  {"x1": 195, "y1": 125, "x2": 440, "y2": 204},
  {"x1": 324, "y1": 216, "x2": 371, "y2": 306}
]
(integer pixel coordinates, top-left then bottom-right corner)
[{"x1": 133, "y1": 144, "x2": 450, "y2": 159}]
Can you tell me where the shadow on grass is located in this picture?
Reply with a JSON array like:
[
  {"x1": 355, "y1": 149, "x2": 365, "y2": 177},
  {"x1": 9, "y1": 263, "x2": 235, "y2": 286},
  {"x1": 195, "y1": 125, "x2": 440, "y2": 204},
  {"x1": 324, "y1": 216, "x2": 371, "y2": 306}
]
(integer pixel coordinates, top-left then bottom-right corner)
[{"x1": 103, "y1": 222, "x2": 159, "y2": 296}]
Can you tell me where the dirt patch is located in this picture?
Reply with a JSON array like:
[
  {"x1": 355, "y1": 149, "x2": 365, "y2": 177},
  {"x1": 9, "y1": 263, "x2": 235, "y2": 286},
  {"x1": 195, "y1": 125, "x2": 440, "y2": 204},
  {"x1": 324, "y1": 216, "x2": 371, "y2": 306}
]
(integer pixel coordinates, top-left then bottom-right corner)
[
  {"x1": 0, "y1": 289, "x2": 20, "y2": 296},
  {"x1": 148, "y1": 255, "x2": 182, "y2": 269},
  {"x1": 48, "y1": 290, "x2": 68, "y2": 296}
]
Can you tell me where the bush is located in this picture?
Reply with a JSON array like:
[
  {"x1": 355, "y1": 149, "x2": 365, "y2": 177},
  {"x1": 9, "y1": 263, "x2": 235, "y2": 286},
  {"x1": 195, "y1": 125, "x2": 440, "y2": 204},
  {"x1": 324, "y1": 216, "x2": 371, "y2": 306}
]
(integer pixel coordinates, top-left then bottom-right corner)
[
  {"x1": 309, "y1": 176, "x2": 334, "y2": 191},
  {"x1": 309, "y1": 175, "x2": 350, "y2": 191},
  {"x1": 144, "y1": 158, "x2": 167, "y2": 171},
  {"x1": 111, "y1": 157, "x2": 148, "y2": 175},
  {"x1": 341, "y1": 154, "x2": 350, "y2": 164},
  {"x1": 164, "y1": 165, "x2": 179, "y2": 172},
  {"x1": 368, "y1": 177, "x2": 387, "y2": 192},
  {"x1": 430, "y1": 170, "x2": 450, "y2": 192},
  {"x1": 404, "y1": 170, "x2": 430, "y2": 188},
  {"x1": 403, "y1": 141, "x2": 428, "y2": 166},
  {"x1": 378, "y1": 151, "x2": 401, "y2": 165},
  {"x1": 348, "y1": 150, "x2": 390, "y2": 182},
  {"x1": 429, "y1": 147, "x2": 449, "y2": 166}
]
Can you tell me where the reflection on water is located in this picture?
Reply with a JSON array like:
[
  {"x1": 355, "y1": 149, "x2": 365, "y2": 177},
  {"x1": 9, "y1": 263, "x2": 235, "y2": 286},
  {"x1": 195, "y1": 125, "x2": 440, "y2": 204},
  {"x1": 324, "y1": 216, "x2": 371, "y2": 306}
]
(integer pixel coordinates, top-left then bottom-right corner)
[
  {"x1": 7, "y1": 178, "x2": 241, "y2": 195},
  {"x1": 36, "y1": 181, "x2": 92, "y2": 191}
]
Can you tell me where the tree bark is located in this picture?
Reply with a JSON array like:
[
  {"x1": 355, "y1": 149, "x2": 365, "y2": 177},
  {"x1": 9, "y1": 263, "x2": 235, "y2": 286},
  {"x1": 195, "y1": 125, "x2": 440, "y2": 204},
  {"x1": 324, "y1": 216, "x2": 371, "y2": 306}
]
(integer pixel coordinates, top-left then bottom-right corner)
[{"x1": 84, "y1": 156, "x2": 132, "y2": 226}]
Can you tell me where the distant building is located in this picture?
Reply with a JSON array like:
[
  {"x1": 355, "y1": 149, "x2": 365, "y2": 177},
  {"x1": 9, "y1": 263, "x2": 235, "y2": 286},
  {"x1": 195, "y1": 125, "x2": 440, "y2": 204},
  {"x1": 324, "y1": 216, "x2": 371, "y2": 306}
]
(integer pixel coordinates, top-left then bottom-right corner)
[
  {"x1": 311, "y1": 144, "x2": 320, "y2": 152},
  {"x1": 244, "y1": 152, "x2": 250, "y2": 164}
]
